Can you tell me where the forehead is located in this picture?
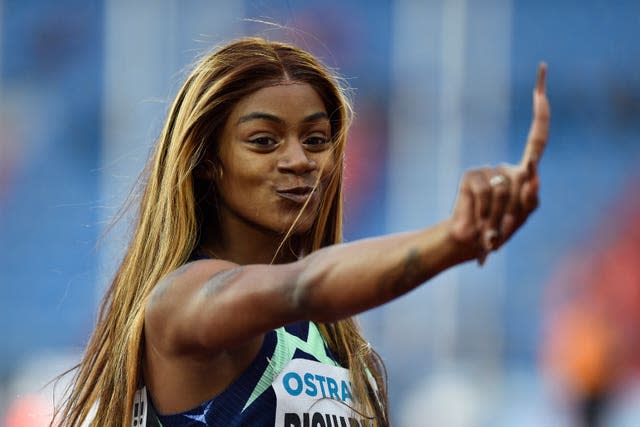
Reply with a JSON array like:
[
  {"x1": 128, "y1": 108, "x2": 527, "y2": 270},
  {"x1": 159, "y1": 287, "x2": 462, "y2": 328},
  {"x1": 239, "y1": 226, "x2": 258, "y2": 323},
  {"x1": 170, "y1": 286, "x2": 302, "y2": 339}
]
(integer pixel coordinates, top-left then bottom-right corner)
[{"x1": 229, "y1": 83, "x2": 327, "y2": 123}]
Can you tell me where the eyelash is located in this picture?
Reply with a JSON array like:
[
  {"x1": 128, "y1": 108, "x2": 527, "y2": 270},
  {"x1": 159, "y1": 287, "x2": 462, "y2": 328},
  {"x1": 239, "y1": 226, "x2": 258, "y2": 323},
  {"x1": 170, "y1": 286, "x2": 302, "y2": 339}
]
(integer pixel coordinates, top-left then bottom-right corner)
[
  {"x1": 247, "y1": 135, "x2": 331, "y2": 148},
  {"x1": 250, "y1": 136, "x2": 277, "y2": 146},
  {"x1": 304, "y1": 136, "x2": 330, "y2": 146}
]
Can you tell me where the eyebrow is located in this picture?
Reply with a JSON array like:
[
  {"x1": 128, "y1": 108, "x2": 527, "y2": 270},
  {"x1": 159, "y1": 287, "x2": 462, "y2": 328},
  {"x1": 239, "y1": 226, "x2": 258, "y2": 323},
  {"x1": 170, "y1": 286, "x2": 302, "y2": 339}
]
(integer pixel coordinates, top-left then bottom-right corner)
[{"x1": 236, "y1": 111, "x2": 329, "y2": 125}]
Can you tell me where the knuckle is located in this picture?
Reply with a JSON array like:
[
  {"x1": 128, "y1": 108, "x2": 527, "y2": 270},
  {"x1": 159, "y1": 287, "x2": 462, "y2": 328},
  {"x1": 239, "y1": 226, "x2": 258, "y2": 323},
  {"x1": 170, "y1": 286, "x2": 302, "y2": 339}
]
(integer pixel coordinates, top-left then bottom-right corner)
[
  {"x1": 461, "y1": 171, "x2": 477, "y2": 187},
  {"x1": 516, "y1": 168, "x2": 529, "y2": 183},
  {"x1": 476, "y1": 180, "x2": 491, "y2": 196},
  {"x1": 464, "y1": 170, "x2": 480, "y2": 180},
  {"x1": 530, "y1": 136, "x2": 547, "y2": 146}
]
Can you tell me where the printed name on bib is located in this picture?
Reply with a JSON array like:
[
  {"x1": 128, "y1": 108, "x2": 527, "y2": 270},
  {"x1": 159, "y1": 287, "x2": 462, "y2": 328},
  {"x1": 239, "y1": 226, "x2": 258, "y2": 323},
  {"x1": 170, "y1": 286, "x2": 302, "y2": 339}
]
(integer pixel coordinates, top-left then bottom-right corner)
[{"x1": 283, "y1": 412, "x2": 374, "y2": 427}]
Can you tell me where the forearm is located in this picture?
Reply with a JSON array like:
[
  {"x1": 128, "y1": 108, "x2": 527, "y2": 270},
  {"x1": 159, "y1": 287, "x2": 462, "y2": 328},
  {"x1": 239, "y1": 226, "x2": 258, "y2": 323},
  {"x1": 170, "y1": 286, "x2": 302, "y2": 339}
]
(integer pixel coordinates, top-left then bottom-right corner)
[
  {"x1": 296, "y1": 219, "x2": 472, "y2": 321},
  {"x1": 149, "y1": 220, "x2": 476, "y2": 352}
]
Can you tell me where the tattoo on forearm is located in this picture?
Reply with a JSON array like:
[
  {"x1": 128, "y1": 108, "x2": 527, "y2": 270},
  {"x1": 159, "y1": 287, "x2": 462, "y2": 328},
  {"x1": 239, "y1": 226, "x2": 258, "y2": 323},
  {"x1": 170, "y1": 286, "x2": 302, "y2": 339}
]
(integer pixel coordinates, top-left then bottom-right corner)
[
  {"x1": 203, "y1": 268, "x2": 244, "y2": 297},
  {"x1": 378, "y1": 247, "x2": 424, "y2": 297}
]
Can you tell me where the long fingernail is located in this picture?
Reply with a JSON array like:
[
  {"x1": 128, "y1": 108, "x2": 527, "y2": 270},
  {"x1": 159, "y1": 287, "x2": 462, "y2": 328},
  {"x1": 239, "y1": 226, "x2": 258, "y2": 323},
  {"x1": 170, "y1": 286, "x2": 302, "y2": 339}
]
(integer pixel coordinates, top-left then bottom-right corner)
[
  {"x1": 477, "y1": 250, "x2": 488, "y2": 267},
  {"x1": 484, "y1": 229, "x2": 500, "y2": 251}
]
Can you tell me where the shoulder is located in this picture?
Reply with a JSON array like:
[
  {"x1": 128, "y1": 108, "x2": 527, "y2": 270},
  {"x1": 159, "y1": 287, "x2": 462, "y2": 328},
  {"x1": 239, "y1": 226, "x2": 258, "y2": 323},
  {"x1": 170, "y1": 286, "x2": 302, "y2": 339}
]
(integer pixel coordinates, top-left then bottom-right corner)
[
  {"x1": 166, "y1": 258, "x2": 239, "y2": 284},
  {"x1": 143, "y1": 258, "x2": 242, "y2": 353},
  {"x1": 149, "y1": 259, "x2": 238, "y2": 303},
  {"x1": 144, "y1": 258, "x2": 240, "y2": 335}
]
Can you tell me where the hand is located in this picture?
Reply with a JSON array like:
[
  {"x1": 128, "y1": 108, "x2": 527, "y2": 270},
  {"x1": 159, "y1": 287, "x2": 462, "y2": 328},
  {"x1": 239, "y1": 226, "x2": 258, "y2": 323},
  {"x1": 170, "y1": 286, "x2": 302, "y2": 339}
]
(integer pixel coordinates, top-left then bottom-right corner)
[{"x1": 448, "y1": 63, "x2": 550, "y2": 265}]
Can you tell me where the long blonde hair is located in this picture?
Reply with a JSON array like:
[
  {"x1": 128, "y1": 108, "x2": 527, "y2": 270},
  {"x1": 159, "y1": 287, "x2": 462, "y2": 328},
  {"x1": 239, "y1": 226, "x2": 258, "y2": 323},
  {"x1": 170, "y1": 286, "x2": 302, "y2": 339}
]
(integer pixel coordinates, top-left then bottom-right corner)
[{"x1": 54, "y1": 37, "x2": 388, "y2": 426}]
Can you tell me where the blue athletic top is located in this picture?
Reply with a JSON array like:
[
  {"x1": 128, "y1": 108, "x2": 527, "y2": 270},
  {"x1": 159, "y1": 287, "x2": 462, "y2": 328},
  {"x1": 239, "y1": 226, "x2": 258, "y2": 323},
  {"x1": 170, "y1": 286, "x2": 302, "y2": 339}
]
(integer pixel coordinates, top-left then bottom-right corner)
[{"x1": 143, "y1": 321, "x2": 368, "y2": 427}]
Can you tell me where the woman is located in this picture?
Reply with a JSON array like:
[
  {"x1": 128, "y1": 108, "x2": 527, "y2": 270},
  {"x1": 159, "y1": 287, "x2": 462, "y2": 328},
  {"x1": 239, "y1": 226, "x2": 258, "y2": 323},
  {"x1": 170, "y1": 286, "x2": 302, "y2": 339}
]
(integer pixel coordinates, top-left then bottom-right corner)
[{"x1": 55, "y1": 37, "x2": 549, "y2": 426}]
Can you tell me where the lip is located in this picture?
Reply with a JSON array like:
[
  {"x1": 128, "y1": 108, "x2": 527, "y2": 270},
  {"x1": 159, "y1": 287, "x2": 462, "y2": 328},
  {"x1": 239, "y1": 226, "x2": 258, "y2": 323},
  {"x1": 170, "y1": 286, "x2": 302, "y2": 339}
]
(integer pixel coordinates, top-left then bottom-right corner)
[{"x1": 276, "y1": 186, "x2": 315, "y2": 204}]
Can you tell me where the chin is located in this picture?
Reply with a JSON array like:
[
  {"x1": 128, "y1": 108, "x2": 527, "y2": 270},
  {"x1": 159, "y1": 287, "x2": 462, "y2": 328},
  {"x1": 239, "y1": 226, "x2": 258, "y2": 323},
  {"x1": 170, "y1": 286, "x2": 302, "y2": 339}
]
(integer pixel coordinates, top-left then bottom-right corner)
[
  {"x1": 278, "y1": 213, "x2": 316, "y2": 236},
  {"x1": 280, "y1": 221, "x2": 312, "y2": 236},
  {"x1": 274, "y1": 203, "x2": 319, "y2": 233}
]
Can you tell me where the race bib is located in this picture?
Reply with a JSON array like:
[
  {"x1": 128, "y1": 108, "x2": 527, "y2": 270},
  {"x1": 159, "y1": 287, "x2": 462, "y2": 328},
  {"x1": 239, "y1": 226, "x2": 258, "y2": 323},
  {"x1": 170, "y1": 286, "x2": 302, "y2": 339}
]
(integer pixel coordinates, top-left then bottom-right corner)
[{"x1": 273, "y1": 359, "x2": 372, "y2": 427}]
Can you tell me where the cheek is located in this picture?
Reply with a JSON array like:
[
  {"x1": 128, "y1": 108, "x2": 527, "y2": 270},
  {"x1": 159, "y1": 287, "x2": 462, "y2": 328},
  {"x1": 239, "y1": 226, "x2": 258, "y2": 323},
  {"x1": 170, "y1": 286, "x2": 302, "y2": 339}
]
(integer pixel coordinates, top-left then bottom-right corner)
[
  {"x1": 220, "y1": 151, "x2": 268, "y2": 190},
  {"x1": 219, "y1": 170, "x2": 265, "y2": 203}
]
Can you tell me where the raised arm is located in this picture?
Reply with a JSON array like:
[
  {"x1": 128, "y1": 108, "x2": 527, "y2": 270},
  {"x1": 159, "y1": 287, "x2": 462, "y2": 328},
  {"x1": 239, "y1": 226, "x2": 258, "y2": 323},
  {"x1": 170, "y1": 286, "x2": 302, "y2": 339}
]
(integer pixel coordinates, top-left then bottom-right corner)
[
  {"x1": 146, "y1": 220, "x2": 463, "y2": 356},
  {"x1": 146, "y1": 64, "x2": 550, "y2": 358}
]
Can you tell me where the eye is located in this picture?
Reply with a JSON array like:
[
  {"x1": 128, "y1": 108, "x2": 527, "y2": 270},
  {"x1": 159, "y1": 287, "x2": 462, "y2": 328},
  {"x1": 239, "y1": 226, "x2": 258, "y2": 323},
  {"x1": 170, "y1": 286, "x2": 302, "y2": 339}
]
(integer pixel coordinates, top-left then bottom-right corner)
[
  {"x1": 249, "y1": 136, "x2": 278, "y2": 147},
  {"x1": 304, "y1": 135, "x2": 331, "y2": 148}
]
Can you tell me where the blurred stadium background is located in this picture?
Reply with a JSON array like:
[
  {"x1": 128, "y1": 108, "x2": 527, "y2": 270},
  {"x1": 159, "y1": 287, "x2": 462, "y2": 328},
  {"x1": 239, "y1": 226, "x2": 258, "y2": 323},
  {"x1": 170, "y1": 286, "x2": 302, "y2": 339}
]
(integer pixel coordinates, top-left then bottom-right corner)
[{"x1": 1, "y1": 0, "x2": 639, "y2": 425}]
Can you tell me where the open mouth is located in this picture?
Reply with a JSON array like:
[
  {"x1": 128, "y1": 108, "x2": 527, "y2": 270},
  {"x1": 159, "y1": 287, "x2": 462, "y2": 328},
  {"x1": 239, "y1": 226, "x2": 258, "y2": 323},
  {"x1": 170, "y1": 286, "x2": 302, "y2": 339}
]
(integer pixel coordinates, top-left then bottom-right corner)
[{"x1": 276, "y1": 186, "x2": 315, "y2": 204}]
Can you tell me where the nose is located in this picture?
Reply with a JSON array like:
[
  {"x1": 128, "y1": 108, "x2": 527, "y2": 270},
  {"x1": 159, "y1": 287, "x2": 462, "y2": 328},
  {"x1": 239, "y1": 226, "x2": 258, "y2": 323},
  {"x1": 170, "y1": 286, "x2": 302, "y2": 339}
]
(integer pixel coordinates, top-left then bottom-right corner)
[{"x1": 277, "y1": 139, "x2": 317, "y2": 175}]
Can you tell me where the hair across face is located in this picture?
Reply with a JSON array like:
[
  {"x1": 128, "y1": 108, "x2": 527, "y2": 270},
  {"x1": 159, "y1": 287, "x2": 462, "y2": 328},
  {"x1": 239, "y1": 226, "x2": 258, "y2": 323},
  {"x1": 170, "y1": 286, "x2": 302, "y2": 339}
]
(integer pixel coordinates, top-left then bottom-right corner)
[{"x1": 174, "y1": 38, "x2": 352, "y2": 253}]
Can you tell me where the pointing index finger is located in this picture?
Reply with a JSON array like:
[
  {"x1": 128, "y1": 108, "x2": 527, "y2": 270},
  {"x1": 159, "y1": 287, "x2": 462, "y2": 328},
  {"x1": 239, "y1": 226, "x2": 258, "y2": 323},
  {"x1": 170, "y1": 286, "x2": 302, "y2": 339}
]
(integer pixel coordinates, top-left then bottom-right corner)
[
  {"x1": 535, "y1": 61, "x2": 546, "y2": 94},
  {"x1": 521, "y1": 62, "x2": 550, "y2": 167}
]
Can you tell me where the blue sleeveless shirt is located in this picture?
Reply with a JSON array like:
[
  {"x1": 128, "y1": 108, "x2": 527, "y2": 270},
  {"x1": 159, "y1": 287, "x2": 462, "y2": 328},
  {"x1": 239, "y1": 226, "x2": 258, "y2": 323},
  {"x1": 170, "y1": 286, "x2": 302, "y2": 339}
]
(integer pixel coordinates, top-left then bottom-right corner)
[{"x1": 147, "y1": 321, "x2": 369, "y2": 427}]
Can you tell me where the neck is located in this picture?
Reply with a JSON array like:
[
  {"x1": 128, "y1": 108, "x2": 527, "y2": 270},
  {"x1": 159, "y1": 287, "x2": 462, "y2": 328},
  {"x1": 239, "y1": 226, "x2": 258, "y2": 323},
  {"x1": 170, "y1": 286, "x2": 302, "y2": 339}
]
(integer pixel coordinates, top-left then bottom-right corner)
[{"x1": 201, "y1": 210, "x2": 301, "y2": 266}]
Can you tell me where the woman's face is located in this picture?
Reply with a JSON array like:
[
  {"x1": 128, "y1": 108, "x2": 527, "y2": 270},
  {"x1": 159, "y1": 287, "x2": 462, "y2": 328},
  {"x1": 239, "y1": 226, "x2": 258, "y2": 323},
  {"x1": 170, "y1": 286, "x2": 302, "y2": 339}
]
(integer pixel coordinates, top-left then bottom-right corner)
[{"x1": 215, "y1": 82, "x2": 336, "y2": 237}]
